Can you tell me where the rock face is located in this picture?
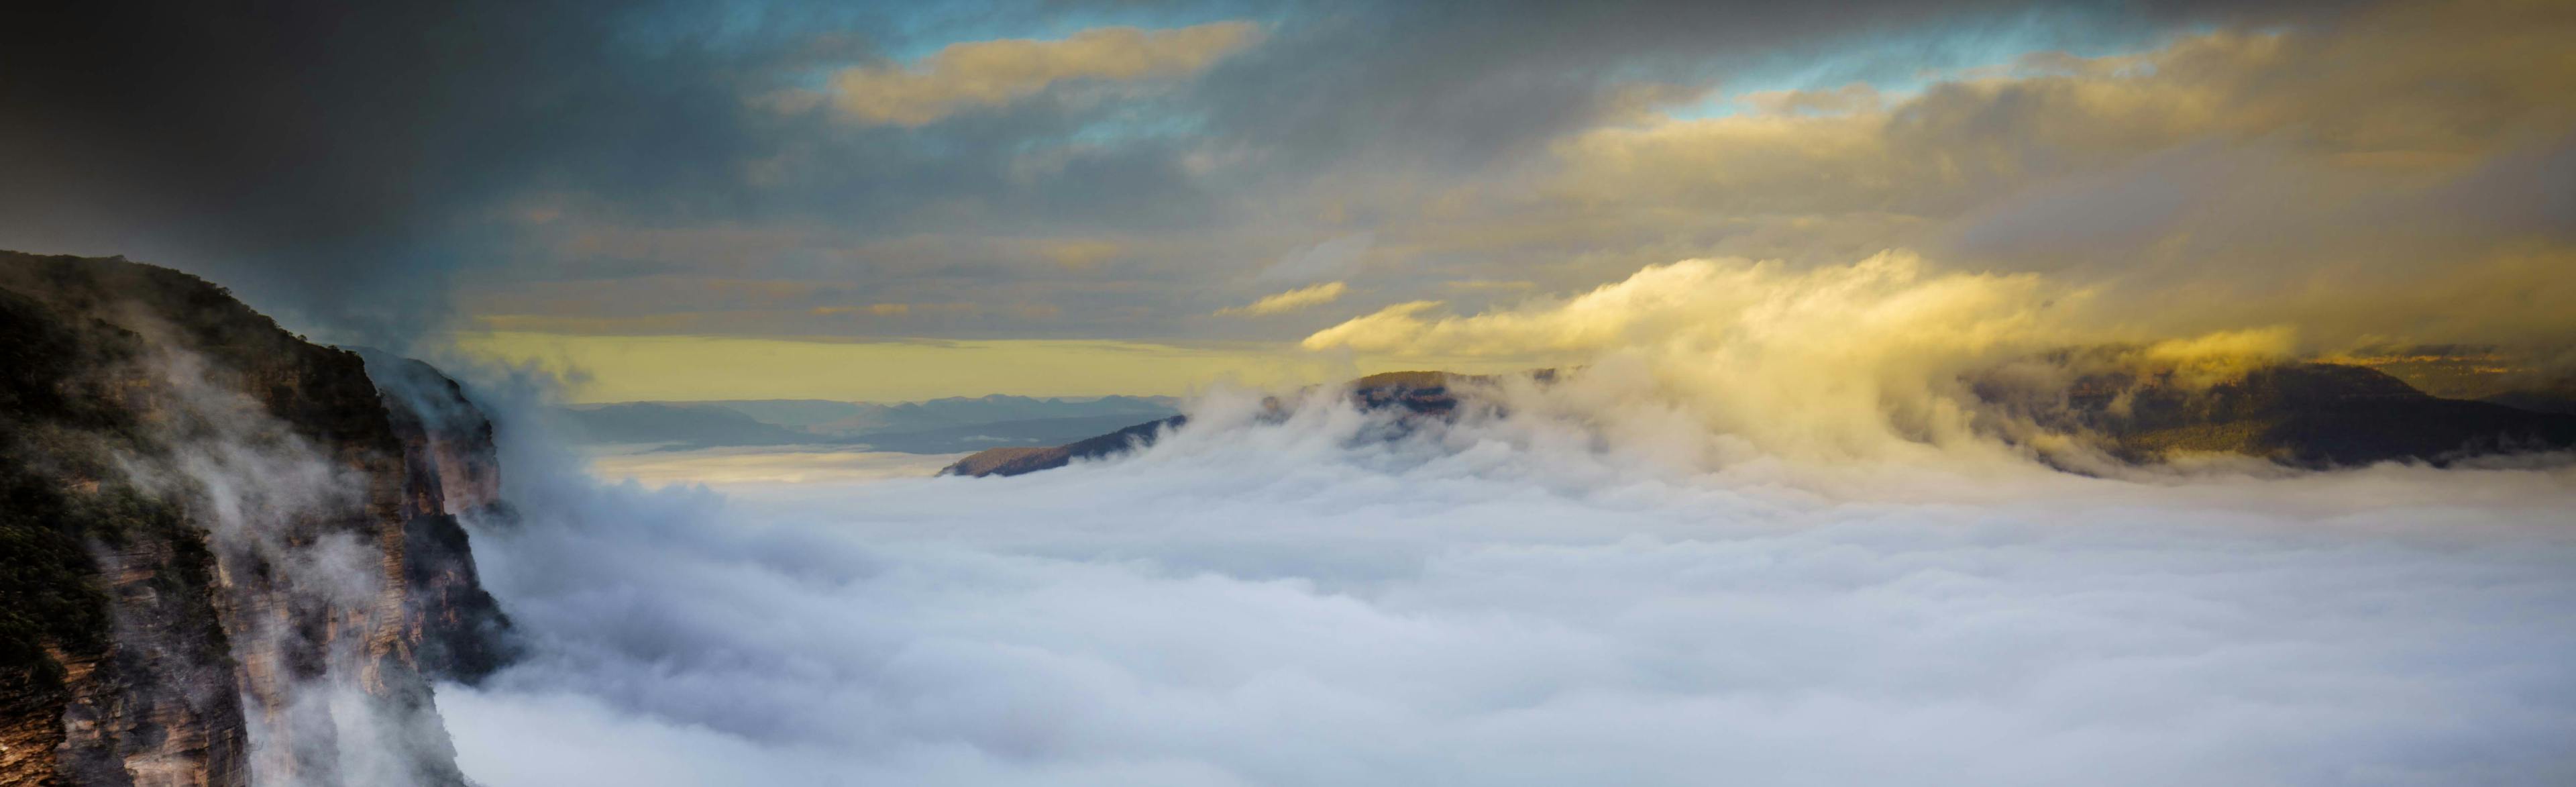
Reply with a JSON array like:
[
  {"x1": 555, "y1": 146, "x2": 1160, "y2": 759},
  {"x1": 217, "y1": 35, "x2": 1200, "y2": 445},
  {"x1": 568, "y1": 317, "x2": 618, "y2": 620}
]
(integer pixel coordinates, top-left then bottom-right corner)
[
  {"x1": 360, "y1": 354, "x2": 517, "y2": 686},
  {"x1": 1978, "y1": 359, "x2": 2576, "y2": 468},
  {"x1": 0, "y1": 252, "x2": 512, "y2": 786}
]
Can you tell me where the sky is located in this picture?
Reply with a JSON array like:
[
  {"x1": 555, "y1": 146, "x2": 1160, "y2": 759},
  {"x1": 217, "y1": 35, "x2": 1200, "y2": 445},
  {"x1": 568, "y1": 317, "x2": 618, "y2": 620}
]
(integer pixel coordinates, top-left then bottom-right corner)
[{"x1": 5, "y1": 0, "x2": 2573, "y2": 402}]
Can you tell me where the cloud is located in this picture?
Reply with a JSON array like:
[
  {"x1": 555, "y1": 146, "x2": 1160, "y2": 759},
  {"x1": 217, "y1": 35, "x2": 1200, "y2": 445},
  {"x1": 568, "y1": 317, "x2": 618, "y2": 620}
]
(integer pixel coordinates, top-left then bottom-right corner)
[
  {"x1": 433, "y1": 366, "x2": 2576, "y2": 786},
  {"x1": 1302, "y1": 251, "x2": 2058, "y2": 356},
  {"x1": 1548, "y1": 3, "x2": 2576, "y2": 215},
  {"x1": 1218, "y1": 281, "x2": 1349, "y2": 316},
  {"x1": 1300, "y1": 252, "x2": 2098, "y2": 463},
  {"x1": 1501, "y1": 1, "x2": 2576, "y2": 358},
  {"x1": 790, "y1": 22, "x2": 1265, "y2": 126},
  {"x1": 1257, "y1": 233, "x2": 1375, "y2": 283},
  {"x1": 10, "y1": 0, "x2": 2571, "y2": 378},
  {"x1": 0, "y1": 0, "x2": 784, "y2": 344},
  {"x1": 1038, "y1": 239, "x2": 1126, "y2": 270}
]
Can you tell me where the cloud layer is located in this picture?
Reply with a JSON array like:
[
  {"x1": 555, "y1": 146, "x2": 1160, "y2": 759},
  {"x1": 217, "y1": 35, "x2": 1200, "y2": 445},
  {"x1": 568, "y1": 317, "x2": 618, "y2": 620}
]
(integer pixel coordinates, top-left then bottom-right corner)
[
  {"x1": 431, "y1": 378, "x2": 2576, "y2": 786},
  {"x1": 31, "y1": 0, "x2": 2556, "y2": 370},
  {"x1": 788, "y1": 22, "x2": 1265, "y2": 126}
]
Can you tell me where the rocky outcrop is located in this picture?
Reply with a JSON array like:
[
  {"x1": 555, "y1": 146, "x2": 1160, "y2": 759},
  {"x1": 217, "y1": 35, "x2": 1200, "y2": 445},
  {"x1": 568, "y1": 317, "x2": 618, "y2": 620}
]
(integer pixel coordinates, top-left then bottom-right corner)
[
  {"x1": 0, "y1": 252, "x2": 511, "y2": 786},
  {"x1": 1976, "y1": 359, "x2": 2576, "y2": 467},
  {"x1": 940, "y1": 417, "x2": 1187, "y2": 478}
]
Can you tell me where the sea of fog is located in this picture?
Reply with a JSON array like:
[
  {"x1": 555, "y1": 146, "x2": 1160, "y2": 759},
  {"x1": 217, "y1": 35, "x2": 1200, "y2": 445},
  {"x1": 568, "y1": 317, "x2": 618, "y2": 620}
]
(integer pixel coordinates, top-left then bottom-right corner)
[{"x1": 436, "y1": 389, "x2": 2576, "y2": 786}]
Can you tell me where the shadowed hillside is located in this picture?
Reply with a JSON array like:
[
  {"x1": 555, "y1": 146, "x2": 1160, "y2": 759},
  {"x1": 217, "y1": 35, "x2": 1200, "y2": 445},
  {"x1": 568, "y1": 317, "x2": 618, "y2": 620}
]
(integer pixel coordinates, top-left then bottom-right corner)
[
  {"x1": 0, "y1": 252, "x2": 510, "y2": 786},
  {"x1": 947, "y1": 364, "x2": 2576, "y2": 478}
]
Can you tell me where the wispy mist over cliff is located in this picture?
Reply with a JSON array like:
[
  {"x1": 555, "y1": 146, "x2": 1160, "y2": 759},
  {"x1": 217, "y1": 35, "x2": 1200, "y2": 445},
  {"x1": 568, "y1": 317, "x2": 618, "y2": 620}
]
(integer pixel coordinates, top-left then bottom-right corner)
[
  {"x1": 0, "y1": 253, "x2": 511, "y2": 786},
  {"x1": 431, "y1": 374, "x2": 2576, "y2": 786},
  {"x1": 116, "y1": 348, "x2": 466, "y2": 787}
]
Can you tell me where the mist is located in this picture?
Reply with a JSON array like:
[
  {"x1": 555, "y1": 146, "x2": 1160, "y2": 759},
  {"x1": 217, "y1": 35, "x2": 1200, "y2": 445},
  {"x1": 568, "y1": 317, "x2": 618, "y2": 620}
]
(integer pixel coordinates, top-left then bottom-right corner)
[
  {"x1": 428, "y1": 375, "x2": 2576, "y2": 786},
  {"x1": 109, "y1": 343, "x2": 468, "y2": 786}
]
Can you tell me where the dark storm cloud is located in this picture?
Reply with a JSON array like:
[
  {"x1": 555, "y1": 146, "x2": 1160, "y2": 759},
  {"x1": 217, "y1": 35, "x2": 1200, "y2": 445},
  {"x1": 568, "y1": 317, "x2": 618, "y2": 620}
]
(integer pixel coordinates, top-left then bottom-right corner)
[
  {"x1": 1186, "y1": 0, "x2": 2353, "y2": 176},
  {"x1": 0, "y1": 0, "x2": 778, "y2": 341},
  {"x1": 0, "y1": 0, "x2": 1271, "y2": 340},
  {"x1": 0, "y1": 0, "x2": 2363, "y2": 345},
  {"x1": 1193, "y1": 1, "x2": 1990, "y2": 175}
]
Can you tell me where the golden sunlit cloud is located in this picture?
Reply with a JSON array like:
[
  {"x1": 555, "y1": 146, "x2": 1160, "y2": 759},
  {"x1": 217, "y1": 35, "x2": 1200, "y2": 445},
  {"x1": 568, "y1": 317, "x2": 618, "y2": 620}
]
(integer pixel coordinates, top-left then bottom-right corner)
[
  {"x1": 1293, "y1": 252, "x2": 2415, "y2": 463},
  {"x1": 1217, "y1": 281, "x2": 1348, "y2": 316},
  {"x1": 1305, "y1": 252, "x2": 2073, "y2": 357},
  {"x1": 1317, "y1": 0, "x2": 2576, "y2": 367},
  {"x1": 773, "y1": 21, "x2": 1265, "y2": 126},
  {"x1": 478, "y1": 0, "x2": 2576, "y2": 388}
]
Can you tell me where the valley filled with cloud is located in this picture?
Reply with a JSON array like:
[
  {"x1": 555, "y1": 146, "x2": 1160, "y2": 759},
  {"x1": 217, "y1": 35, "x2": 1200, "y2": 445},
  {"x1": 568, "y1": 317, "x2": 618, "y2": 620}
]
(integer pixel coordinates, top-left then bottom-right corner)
[{"x1": 433, "y1": 384, "x2": 2576, "y2": 786}]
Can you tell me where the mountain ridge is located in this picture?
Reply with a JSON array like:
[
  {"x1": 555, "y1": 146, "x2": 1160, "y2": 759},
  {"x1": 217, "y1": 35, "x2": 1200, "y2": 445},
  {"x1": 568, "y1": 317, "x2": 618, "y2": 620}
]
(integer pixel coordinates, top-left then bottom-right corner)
[{"x1": 943, "y1": 365, "x2": 2576, "y2": 478}]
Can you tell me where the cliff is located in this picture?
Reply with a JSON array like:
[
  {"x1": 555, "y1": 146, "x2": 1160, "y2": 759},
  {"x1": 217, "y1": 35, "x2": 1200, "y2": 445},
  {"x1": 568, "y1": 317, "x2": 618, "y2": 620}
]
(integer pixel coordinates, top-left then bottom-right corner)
[
  {"x1": 0, "y1": 252, "x2": 511, "y2": 786},
  {"x1": 1976, "y1": 356, "x2": 2576, "y2": 468}
]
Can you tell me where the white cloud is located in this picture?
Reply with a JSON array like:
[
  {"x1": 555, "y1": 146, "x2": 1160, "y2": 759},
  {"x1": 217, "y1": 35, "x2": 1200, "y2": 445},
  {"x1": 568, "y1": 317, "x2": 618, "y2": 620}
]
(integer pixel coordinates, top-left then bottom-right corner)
[
  {"x1": 1217, "y1": 281, "x2": 1348, "y2": 316},
  {"x1": 781, "y1": 22, "x2": 1265, "y2": 126},
  {"x1": 439, "y1": 372, "x2": 2576, "y2": 786}
]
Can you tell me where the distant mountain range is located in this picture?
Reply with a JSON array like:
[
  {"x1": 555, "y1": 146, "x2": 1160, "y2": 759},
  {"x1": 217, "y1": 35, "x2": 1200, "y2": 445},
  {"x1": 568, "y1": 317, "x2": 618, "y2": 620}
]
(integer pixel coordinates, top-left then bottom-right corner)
[
  {"x1": 942, "y1": 371, "x2": 1512, "y2": 477},
  {"x1": 944, "y1": 365, "x2": 2576, "y2": 478},
  {"x1": 1979, "y1": 360, "x2": 2576, "y2": 468},
  {"x1": 557, "y1": 395, "x2": 1182, "y2": 454}
]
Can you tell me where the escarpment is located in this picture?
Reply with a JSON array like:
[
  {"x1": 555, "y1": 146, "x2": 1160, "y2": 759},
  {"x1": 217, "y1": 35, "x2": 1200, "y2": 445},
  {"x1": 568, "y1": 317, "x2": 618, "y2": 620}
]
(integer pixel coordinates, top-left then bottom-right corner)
[
  {"x1": 1, "y1": 252, "x2": 513, "y2": 786},
  {"x1": 1971, "y1": 354, "x2": 2576, "y2": 468},
  {"x1": 360, "y1": 353, "x2": 516, "y2": 685}
]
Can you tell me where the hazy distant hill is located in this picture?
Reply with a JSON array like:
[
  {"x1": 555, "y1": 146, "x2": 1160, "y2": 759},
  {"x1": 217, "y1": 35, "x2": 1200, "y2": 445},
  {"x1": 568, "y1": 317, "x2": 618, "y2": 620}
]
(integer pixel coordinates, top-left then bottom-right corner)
[
  {"x1": 851, "y1": 413, "x2": 1192, "y2": 453},
  {"x1": 559, "y1": 395, "x2": 1182, "y2": 452},
  {"x1": 1999, "y1": 362, "x2": 2576, "y2": 467},
  {"x1": 2483, "y1": 382, "x2": 2576, "y2": 415},
  {"x1": 684, "y1": 399, "x2": 871, "y2": 429},
  {"x1": 558, "y1": 403, "x2": 821, "y2": 447},
  {"x1": 946, "y1": 364, "x2": 2576, "y2": 478},
  {"x1": 798, "y1": 395, "x2": 1181, "y2": 435}
]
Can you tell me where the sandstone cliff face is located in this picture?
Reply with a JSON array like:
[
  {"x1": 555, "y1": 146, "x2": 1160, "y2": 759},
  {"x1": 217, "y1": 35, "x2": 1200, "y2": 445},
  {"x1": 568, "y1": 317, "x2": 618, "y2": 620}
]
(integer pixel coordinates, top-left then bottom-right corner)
[
  {"x1": 361, "y1": 354, "x2": 515, "y2": 686},
  {"x1": 0, "y1": 252, "x2": 511, "y2": 786}
]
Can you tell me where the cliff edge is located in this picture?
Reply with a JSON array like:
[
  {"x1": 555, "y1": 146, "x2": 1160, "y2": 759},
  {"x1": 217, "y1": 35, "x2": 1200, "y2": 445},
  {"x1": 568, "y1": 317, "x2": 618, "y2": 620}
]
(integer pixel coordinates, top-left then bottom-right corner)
[{"x1": 0, "y1": 252, "x2": 512, "y2": 786}]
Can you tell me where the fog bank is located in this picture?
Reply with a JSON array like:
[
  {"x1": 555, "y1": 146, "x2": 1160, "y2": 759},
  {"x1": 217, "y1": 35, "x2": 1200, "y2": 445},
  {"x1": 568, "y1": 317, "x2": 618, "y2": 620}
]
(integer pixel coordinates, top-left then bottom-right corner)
[{"x1": 432, "y1": 384, "x2": 2576, "y2": 786}]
